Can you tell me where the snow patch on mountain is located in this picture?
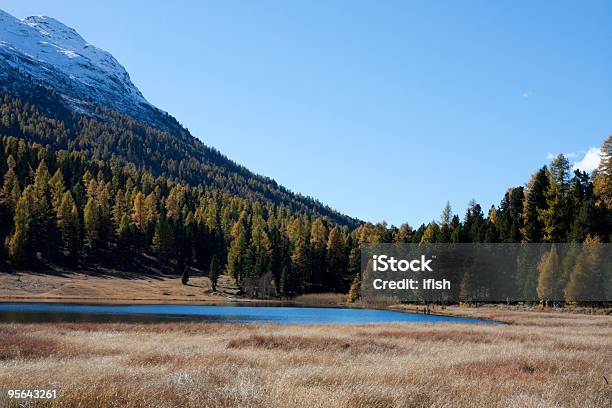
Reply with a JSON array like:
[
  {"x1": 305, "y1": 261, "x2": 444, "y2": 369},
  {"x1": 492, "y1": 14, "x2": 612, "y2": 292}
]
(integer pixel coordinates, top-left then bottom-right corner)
[{"x1": 0, "y1": 8, "x2": 155, "y2": 121}]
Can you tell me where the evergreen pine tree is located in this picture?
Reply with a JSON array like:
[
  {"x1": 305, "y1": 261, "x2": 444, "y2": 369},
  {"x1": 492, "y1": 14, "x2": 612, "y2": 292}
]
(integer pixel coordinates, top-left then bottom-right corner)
[
  {"x1": 31, "y1": 161, "x2": 52, "y2": 255},
  {"x1": 49, "y1": 169, "x2": 66, "y2": 215},
  {"x1": 209, "y1": 254, "x2": 220, "y2": 291},
  {"x1": 152, "y1": 217, "x2": 175, "y2": 261},
  {"x1": 279, "y1": 265, "x2": 290, "y2": 296},
  {"x1": 112, "y1": 190, "x2": 128, "y2": 234},
  {"x1": 569, "y1": 199, "x2": 595, "y2": 242},
  {"x1": 8, "y1": 186, "x2": 37, "y2": 265},
  {"x1": 459, "y1": 270, "x2": 474, "y2": 303},
  {"x1": 348, "y1": 275, "x2": 361, "y2": 303},
  {"x1": 420, "y1": 222, "x2": 440, "y2": 243},
  {"x1": 57, "y1": 191, "x2": 79, "y2": 258},
  {"x1": 549, "y1": 154, "x2": 571, "y2": 193},
  {"x1": 309, "y1": 218, "x2": 328, "y2": 291},
  {"x1": 290, "y1": 218, "x2": 311, "y2": 293},
  {"x1": 536, "y1": 245, "x2": 564, "y2": 305},
  {"x1": 592, "y1": 136, "x2": 611, "y2": 209},
  {"x1": 226, "y1": 216, "x2": 248, "y2": 281},
  {"x1": 450, "y1": 215, "x2": 462, "y2": 243},
  {"x1": 143, "y1": 192, "x2": 158, "y2": 240},
  {"x1": 1, "y1": 156, "x2": 20, "y2": 211},
  {"x1": 247, "y1": 216, "x2": 272, "y2": 280},
  {"x1": 132, "y1": 192, "x2": 146, "y2": 232},
  {"x1": 522, "y1": 168, "x2": 549, "y2": 242},
  {"x1": 540, "y1": 156, "x2": 572, "y2": 242},
  {"x1": 565, "y1": 236, "x2": 604, "y2": 303},
  {"x1": 83, "y1": 197, "x2": 100, "y2": 253},
  {"x1": 117, "y1": 213, "x2": 131, "y2": 242},
  {"x1": 347, "y1": 246, "x2": 361, "y2": 280},
  {"x1": 326, "y1": 226, "x2": 346, "y2": 291}
]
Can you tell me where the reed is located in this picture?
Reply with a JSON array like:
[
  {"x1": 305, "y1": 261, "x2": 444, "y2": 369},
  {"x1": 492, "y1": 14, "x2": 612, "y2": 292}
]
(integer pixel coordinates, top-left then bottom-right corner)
[{"x1": 0, "y1": 309, "x2": 610, "y2": 407}]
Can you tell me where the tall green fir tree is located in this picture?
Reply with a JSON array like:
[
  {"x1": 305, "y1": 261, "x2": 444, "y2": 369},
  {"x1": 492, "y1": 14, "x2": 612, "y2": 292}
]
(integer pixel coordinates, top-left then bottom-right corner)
[
  {"x1": 522, "y1": 168, "x2": 549, "y2": 242},
  {"x1": 57, "y1": 191, "x2": 80, "y2": 259},
  {"x1": 152, "y1": 216, "x2": 175, "y2": 261}
]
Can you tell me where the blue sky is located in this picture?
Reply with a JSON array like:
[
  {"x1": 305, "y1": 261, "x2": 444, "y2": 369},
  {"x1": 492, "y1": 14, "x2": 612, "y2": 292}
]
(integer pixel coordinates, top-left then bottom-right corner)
[{"x1": 3, "y1": 1, "x2": 611, "y2": 226}]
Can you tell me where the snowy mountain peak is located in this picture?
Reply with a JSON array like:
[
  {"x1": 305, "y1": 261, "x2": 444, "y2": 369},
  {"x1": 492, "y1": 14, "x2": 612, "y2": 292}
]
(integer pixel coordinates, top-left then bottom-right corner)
[
  {"x1": 23, "y1": 15, "x2": 85, "y2": 44},
  {"x1": 0, "y1": 8, "x2": 155, "y2": 123}
]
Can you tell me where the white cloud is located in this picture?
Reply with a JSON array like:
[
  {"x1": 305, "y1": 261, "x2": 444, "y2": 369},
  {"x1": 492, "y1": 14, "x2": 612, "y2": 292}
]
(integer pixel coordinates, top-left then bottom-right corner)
[
  {"x1": 572, "y1": 147, "x2": 601, "y2": 172},
  {"x1": 522, "y1": 90, "x2": 532, "y2": 98}
]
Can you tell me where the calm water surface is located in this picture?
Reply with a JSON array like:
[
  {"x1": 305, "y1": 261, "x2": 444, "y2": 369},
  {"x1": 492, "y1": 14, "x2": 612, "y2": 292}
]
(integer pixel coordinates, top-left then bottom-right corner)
[{"x1": 0, "y1": 302, "x2": 499, "y2": 324}]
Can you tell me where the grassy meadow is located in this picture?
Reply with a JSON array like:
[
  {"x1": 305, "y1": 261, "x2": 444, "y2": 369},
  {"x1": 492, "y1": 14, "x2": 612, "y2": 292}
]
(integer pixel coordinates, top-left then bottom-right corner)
[
  {"x1": 0, "y1": 271, "x2": 222, "y2": 304},
  {"x1": 0, "y1": 308, "x2": 610, "y2": 407}
]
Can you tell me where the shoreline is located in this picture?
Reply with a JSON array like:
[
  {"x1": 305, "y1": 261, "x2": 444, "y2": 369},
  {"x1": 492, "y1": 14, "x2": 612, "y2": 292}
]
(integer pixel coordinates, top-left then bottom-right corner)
[
  {"x1": 0, "y1": 295, "x2": 276, "y2": 305},
  {"x1": 1, "y1": 272, "x2": 609, "y2": 324}
]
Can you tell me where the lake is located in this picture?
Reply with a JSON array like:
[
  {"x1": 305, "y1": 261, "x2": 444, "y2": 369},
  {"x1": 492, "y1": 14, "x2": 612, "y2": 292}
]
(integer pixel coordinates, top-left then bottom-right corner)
[{"x1": 0, "y1": 302, "x2": 498, "y2": 324}]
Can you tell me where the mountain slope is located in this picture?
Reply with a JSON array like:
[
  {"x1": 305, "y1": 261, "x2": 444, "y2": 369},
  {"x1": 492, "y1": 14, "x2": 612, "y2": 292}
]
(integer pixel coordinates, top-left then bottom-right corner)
[
  {"x1": 0, "y1": 8, "x2": 358, "y2": 228},
  {"x1": 0, "y1": 10, "x2": 150, "y2": 122}
]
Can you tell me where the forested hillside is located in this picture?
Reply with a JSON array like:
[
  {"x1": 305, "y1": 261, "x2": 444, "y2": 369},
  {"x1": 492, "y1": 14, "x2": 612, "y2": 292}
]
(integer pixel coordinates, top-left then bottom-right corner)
[
  {"x1": 0, "y1": 81, "x2": 359, "y2": 228},
  {"x1": 0, "y1": 86, "x2": 610, "y2": 298}
]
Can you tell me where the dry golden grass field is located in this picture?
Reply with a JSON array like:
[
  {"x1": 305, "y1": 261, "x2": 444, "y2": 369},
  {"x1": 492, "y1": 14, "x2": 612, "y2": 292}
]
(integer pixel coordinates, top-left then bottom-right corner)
[
  {"x1": 0, "y1": 271, "x2": 223, "y2": 304},
  {"x1": 0, "y1": 308, "x2": 610, "y2": 408}
]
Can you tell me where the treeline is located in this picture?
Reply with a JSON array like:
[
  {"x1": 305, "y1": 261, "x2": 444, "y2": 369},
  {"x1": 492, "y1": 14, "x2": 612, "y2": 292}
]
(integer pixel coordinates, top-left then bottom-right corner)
[
  {"x1": 0, "y1": 135, "x2": 358, "y2": 295},
  {"x1": 350, "y1": 138, "x2": 611, "y2": 248},
  {"x1": 0, "y1": 87, "x2": 610, "y2": 300},
  {"x1": 1, "y1": 134, "x2": 609, "y2": 299}
]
